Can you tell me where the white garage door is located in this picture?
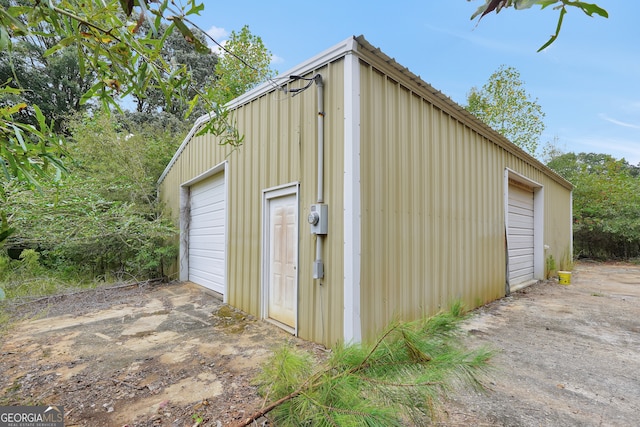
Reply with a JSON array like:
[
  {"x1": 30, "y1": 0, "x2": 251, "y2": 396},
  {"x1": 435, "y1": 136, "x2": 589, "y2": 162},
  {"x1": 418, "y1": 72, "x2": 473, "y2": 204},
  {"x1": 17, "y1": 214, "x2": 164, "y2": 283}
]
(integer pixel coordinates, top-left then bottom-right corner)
[
  {"x1": 508, "y1": 183, "x2": 535, "y2": 286},
  {"x1": 188, "y1": 173, "x2": 226, "y2": 295}
]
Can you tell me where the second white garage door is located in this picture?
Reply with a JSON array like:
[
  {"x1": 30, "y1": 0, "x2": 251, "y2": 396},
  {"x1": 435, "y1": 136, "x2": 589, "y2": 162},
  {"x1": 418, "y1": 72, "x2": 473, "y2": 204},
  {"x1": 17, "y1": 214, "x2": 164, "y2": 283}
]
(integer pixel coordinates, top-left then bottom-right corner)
[
  {"x1": 188, "y1": 173, "x2": 226, "y2": 295},
  {"x1": 507, "y1": 183, "x2": 535, "y2": 286}
]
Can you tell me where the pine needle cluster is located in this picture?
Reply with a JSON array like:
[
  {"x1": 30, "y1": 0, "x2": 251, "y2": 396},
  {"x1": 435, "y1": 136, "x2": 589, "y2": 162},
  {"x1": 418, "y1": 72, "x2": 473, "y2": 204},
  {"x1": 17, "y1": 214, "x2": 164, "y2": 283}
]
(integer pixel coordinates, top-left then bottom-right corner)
[{"x1": 248, "y1": 302, "x2": 493, "y2": 426}]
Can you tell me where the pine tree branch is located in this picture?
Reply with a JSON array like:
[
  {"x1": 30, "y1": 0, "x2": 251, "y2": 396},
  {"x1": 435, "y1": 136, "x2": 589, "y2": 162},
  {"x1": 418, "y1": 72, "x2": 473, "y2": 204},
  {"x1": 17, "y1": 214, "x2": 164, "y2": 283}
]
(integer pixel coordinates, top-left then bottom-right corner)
[
  {"x1": 233, "y1": 323, "x2": 406, "y2": 425},
  {"x1": 351, "y1": 321, "x2": 401, "y2": 372},
  {"x1": 239, "y1": 311, "x2": 491, "y2": 425},
  {"x1": 359, "y1": 376, "x2": 443, "y2": 388},
  {"x1": 229, "y1": 389, "x2": 303, "y2": 427}
]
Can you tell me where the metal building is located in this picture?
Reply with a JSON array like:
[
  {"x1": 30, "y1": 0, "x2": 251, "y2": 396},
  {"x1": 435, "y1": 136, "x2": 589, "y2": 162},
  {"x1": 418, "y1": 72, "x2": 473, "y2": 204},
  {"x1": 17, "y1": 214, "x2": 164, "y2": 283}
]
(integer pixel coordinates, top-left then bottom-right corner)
[{"x1": 158, "y1": 36, "x2": 573, "y2": 347}]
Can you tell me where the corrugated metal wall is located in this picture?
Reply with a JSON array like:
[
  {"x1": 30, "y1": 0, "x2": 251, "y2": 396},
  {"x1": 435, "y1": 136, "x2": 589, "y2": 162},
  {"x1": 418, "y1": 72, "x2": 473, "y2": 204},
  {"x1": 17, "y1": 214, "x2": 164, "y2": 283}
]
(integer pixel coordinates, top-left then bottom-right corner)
[
  {"x1": 159, "y1": 38, "x2": 572, "y2": 347},
  {"x1": 358, "y1": 58, "x2": 572, "y2": 342},
  {"x1": 159, "y1": 61, "x2": 346, "y2": 348}
]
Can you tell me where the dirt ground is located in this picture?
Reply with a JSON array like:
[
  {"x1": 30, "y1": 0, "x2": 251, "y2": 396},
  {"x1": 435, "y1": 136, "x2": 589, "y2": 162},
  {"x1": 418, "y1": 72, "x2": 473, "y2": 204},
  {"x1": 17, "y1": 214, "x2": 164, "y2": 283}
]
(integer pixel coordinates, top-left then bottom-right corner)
[
  {"x1": 443, "y1": 261, "x2": 640, "y2": 427},
  {"x1": 1, "y1": 261, "x2": 639, "y2": 426},
  {"x1": 0, "y1": 282, "x2": 326, "y2": 426}
]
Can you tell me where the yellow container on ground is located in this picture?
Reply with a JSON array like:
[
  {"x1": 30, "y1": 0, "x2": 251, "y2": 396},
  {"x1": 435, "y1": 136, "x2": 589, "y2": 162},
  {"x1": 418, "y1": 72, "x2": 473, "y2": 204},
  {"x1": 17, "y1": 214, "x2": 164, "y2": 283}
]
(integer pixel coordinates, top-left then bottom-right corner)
[{"x1": 558, "y1": 271, "x2": 571, "y2": 285}]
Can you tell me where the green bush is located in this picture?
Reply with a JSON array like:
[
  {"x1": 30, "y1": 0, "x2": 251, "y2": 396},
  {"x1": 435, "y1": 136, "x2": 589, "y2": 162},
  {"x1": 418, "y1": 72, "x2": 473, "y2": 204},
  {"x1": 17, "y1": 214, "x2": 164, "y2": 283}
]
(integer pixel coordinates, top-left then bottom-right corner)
[
  {"x1": 0, "y1": 250, "x2": 68, "y2": 299},
  {"x1": 548, "y1": 152, "x2": 640, "y2": 259},
  {"x1": 2, "y1": 111, "x2": 184, "y2": 286}
]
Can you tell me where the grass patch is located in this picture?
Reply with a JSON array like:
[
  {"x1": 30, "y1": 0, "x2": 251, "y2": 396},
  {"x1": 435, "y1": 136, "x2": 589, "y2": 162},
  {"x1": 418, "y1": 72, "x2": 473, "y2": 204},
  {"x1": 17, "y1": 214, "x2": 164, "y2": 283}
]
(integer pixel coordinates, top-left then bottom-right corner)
[{"x1": 0, "y1": 250, "x2": 103, "y2": 302}]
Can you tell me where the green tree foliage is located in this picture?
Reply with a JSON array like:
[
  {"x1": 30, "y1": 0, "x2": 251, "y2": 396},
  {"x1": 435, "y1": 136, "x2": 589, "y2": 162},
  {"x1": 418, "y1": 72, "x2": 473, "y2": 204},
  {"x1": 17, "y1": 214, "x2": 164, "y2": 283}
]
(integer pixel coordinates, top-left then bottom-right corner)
[
  {"x1": 210, "y1": 25, "x2": 275, "y2": 106},
  {"x1": 238, "y1": 304, "x2": 492, "y2": 426},
  {"x1": 0, "y1": 42, "x2": 95, "y2": 133},
  {"x1": 3, "y1": 111, "x2": 186, "y2": 281},
  {"x1": 466, "y1": 65, "x2": 545, "y2": 155},
  {"x1": 0, "y1": 0, "x2": 247, "y2": 242},
  {"x1": 132, "y1": 23, "x2": 218, "y2": 118},
  {"x1": 547, "y1": 152, "x2": 640, "y2": 259},
  {"x1": 469, "y1": 0, "x2": 608, "y2": 51}
]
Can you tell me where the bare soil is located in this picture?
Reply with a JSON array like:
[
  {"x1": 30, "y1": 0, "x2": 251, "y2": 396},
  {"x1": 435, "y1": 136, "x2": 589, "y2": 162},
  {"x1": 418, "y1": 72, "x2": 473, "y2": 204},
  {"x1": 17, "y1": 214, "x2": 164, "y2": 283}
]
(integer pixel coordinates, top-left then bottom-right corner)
[
  {"x1": 0, "y1": 282, "x2": 326, "y2": 426},
  {"x1": 1, "y1": 261, "x2": 639, "y2": 426}
]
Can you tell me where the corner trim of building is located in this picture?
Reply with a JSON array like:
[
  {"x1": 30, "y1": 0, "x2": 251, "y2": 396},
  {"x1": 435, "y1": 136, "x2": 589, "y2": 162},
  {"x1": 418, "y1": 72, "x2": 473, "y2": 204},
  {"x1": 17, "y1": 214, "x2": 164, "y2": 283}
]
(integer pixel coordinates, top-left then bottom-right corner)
[{"x1": 343, "y1": 50, "x2": 362, "y2": 344}]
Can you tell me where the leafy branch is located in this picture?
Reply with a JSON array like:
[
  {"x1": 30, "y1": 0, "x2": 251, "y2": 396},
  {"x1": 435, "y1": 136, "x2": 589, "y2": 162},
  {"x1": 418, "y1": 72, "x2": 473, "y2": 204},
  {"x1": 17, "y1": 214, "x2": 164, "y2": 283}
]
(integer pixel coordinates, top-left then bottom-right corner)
[
  {"x1": 0, "y1": 1, "x2": 253, "y2": 242},
  {"x1": 469, "y1": 0, "x2": 608, "y2": 51}
]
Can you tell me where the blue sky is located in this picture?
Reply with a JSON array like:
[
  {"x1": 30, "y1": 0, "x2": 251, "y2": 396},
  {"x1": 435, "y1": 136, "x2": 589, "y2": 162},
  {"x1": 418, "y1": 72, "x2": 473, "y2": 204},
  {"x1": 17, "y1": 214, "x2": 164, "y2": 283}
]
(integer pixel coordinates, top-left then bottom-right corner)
[{"x1": 189, "y1": 1, "x2": 640, "y2": 164}]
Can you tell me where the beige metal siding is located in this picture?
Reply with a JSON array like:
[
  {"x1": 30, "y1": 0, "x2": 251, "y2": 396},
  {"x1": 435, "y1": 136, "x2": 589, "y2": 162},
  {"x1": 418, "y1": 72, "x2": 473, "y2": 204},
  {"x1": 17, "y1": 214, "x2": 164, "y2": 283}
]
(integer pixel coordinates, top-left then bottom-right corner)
[
  {"x1": 159, "y1": 61, "x2": 346, "y2": 348},
  {"x1": 358, "y1": 59, "x2": 572, "y2": 342},
  {"x1": 159, "y1": 36, "x2": 572, "y2": 348},
  {"x1": 544, "y1": 177, "x2": 573, "y2": 267}
]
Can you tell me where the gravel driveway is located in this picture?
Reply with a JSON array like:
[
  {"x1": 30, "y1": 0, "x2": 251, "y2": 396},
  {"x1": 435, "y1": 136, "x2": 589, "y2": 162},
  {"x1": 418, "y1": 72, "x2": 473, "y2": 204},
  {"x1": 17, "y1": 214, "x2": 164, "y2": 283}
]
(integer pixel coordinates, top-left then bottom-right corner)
[
  {"x1": 442, "y1": 261, "x2": 640, "y2": 427},
  {"x1": 1, "y1": 262, "x2": 638, "y2": 426}
]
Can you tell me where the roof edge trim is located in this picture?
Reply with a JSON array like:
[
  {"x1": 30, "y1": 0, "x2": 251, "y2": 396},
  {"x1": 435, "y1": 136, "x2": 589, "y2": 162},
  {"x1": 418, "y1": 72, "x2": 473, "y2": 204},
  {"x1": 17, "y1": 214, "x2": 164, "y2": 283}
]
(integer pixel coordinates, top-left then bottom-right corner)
[
  {"x1": 157, "y1": 36, "x2": 359, "y2": 186},
  {"x1": 353, "y1": 35, "x2": 572, "y2": 190}
]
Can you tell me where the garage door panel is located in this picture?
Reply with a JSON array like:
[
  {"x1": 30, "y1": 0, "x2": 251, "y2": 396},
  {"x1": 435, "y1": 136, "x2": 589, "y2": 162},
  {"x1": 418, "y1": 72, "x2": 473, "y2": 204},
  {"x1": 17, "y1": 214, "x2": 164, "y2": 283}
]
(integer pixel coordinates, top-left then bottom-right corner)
[
  {"x1": 510, "y1": 256, "x2": 534, "y2": 269},
  {"x1": 190, "y1": 226, "x2": 224, "y2": 239},
  {"x1": 510, "y1": 247, "x2": 534, "y2": 257},
  {"x1": 191, "y1": 199, "x2": 224, "y2": 213},
  {"x1": 509, "y1": 268, "x2": 534, "y2": 284},
  {"x1": 508, "y1": 184, "x2": 534, "y2": 285},
  {"x1": 510, "y1": 235, "x2": 534, "y2": 247},
  {"x1": 189, "y1": 270, "x2": 224, "y2": 286},
  {"x1": 509, "y1": 205, "x2": 533, "y2": 216},
  {"x1": 510, "y1": 230, "x2": 534, "y2": 239},
  {"x1": 189, "y1": 247, "x2": 225, "y2": 258},
  {"x1": 191, "y1": 203, "x2": 224, "y2": 216},
  {"x1": 188, "y1": 237, "x2": 225, "y2": 248},
  {"x1": 509, "y1": 190, "x2": 531, "y2": 202},
  {"x1": 188, "y1": 173, "x2": 226, "y2": 295},
  {"x1": 189, "y1": 259, "x2": 224, "y2": 274},
  {"x1": 509, "y1": 213, "x2": 534, "y2": 226}
]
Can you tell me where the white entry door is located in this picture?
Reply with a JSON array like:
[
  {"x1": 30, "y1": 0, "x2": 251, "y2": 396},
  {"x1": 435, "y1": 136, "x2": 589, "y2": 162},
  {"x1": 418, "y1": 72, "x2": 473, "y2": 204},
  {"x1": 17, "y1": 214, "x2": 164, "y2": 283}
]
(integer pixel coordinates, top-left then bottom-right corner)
[{"x1": 264, "y1": 189, "x2": 298, "y2": 331}]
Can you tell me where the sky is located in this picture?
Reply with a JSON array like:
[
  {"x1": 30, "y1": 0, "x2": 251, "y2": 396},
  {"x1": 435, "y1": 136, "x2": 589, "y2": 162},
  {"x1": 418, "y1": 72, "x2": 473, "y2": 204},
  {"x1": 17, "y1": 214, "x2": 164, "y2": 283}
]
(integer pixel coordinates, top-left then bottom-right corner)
[{"x1": 188, "y1": 1, "x2": 640, "y2": 165}]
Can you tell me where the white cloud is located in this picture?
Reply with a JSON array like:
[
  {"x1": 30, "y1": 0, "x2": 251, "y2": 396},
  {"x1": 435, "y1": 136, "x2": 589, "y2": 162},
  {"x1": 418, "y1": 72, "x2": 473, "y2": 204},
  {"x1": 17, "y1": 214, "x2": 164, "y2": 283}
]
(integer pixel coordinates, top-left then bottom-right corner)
[
  {"x1": 270, "y1": 54, "x2": 285, "y2": 65},
  {"x1": 206, "y1": 25, "x2": 228, "y2": 41},
  {"x1": 599, "y1": 114, "x2": 640, "y2": 130},
  {"x1": 204, "y1": 26, "x2": 229, "y2": 55},
  {"x1": 210, "y1": 40, "x2": 227, "y2": 56}
]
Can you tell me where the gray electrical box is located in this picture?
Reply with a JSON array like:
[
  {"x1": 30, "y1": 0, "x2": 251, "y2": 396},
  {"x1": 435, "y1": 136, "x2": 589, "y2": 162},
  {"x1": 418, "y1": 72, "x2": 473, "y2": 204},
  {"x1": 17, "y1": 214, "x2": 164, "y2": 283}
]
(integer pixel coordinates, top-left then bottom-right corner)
[{"x1": 308, "y1": 204, "x2": 328, "y2": 235}]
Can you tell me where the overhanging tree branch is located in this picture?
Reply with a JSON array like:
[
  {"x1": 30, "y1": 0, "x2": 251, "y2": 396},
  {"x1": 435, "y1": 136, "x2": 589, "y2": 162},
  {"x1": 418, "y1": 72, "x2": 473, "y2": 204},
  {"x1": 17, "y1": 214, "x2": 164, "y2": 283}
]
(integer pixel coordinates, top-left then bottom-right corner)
[{"x1": 469, "y1": 0, "x2": 608, "y2": 51}]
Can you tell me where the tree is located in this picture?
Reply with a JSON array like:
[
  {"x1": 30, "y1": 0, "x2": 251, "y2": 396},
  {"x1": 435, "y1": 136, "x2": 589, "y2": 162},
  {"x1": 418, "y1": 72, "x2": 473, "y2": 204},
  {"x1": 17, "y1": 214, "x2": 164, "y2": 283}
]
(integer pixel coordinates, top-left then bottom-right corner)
[
  {"x1": 547, "y1": 152, "x2": 640, "y2": 259},
  {"x1": 0, "y1": 42, "x2": 95, "y2": 133},
  {"x1": 131, "y1": 23, "x2": 218, "y2": 119},
  {"x1": 132, "y1": 24, "x2": 274, "y2": 119},
  {"x1": 466, "y1": 65, "x2": 545, "y2": 155},
  {"x1": 0, "y1": 0, "x2": 251, "y2": 243},
  {"x1": 210, "y1": 25, "x2": 275, "y2": 106},
  {"x1": 4, "y1": 111, "x2": 186, "y2": 280},
  {"x1": 469, "y1": 0, "x2": 609, "y2": 51}
]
